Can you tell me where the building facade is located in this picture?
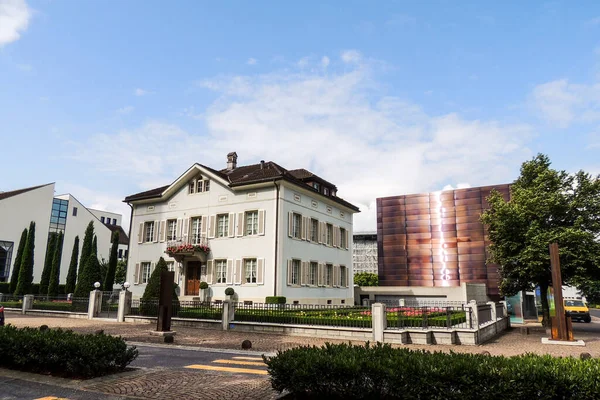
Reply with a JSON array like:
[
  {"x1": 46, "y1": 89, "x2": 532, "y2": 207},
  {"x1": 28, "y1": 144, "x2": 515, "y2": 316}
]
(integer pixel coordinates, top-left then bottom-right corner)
[
  {"x1": 376, "y1": 184, "x2": 510, "y2": 299},
  {"x1": 124, "y1": 152, "x2": 359, "y2": 304},
  {"x1": 352, "y1": 232, "x2": 378, "y2": 276}
]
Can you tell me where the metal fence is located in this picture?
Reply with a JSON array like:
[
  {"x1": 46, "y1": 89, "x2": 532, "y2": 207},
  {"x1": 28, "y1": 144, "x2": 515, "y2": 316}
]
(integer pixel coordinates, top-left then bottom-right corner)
[
  {"x1": 386, "y1": 305, "x2": 471, "y2": 329},
  {"x1": 129, "y1": 299, "x2": 223, "y2": 320},
  {"x1": 495, "y1": 303, "x2": 505, "y2": 319},
  {"x1": 0, "y1": 294, "x2": 24, "y2": 308},
  {"x1": 100, "y1": 291, "x2": 119, "y2": 318},
  {"x1": 232, "y1": 303, "x2": 372, "y2": 328},
  {"x1": 477, "y1": 303, "x2": 493, "y2": 326},
  {"x1": 30, "y1": 295, "x2": 89, "y2": 313},
  {"x1": 372, "y1": 299, "x2": 466, "y2": 308}
]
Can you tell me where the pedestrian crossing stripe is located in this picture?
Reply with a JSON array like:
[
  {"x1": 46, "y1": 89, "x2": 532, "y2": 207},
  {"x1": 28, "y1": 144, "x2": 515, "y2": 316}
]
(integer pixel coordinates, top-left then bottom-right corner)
[
  {"x1": 34, "y1": 397, "x2": 69, "y2": 400},
  {"x1": 213, "y1": 359, "x2": 265, "y2": 366},
  {"x1": 232, "y1": 356, "x2": 264, "y2": 361},
  {"x1": 185, "y1": 364, "x2": 268, "y2": 375}
]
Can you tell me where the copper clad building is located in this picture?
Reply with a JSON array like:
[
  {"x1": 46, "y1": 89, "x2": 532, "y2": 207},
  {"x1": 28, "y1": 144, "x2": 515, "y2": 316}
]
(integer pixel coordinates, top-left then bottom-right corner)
[{"x1": 376, "y1": 184, "x2": 510, "y2": 299}]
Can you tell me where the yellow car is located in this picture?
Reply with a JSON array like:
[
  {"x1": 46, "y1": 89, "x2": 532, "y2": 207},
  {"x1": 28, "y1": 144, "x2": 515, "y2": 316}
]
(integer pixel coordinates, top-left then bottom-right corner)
[{"x1": 564, "y1": 299, "x2": 591, "y2": 323}]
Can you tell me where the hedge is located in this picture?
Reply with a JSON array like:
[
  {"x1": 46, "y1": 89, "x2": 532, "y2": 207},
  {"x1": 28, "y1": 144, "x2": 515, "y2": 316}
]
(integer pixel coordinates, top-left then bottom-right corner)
[
  {"x1": 265, "y1": 296, "x2": 286, "y2": 304},
  {"x1": 0, "y1": 325, "x2": 138, "y2": 378},
  {"x1": 264, "y1": 342, "x2": 600, "y2": 400}
]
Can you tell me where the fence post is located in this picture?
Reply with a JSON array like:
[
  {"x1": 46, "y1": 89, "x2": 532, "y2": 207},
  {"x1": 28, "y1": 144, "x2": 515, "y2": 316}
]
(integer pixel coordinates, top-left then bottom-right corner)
[
  {"x1": 22, "y1": 294, "x2": 34, "y2": 314},
  {"x1": 466, "y1": 300, "x2": 478, "y2": 329},
  {"x1": 88, "y1": 290, "x2": 102, "y2": 319},
  {"x1": 371, "y1": 303, "x2": 386, "y2": 343},
  {"x1": 222, "y1": 301, "x2": 231, "y2": 331},
  {"x1": 499, "y1": 300, "x2": 508, "y2": 318},
  {"x1": 487, "y1": 301, "x2": 497, "y2": 334},
  {"x1": 398, "y1": 298, "x2": 405, "y2": 307},
  {"x1": 117, "y1": 290, "x2": 132, "y2": 322}
]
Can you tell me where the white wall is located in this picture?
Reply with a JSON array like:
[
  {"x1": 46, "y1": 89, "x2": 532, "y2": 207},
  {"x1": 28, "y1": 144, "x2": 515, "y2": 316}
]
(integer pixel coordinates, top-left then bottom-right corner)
[
  {"x1": 88, "y1": 208, "x2": 122, "y2": 226},
  {"x1": 0, "y1": 184, "x2": 54, "y2": 283}
]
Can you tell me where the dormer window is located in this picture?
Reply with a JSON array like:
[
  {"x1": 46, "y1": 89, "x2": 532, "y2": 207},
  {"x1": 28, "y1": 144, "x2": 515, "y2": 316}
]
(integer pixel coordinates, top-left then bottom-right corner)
[
  {"x1": 313, "y1": 182, "x2": 320, "y2": 191},
  {"x1": 324, "y1": 187, "x2": 330, "y2": 196},
  {"x1": 188, "y1": 177, "x2": 210, "y2": 195}
]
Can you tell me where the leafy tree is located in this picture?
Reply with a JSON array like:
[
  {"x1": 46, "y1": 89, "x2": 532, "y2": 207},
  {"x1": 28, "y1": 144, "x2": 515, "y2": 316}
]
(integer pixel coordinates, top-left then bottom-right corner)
[
  {"x1": 14, "y1": 221, "x2": 35, "y2": 295},
  {"x1": 92, "y1": 235, "x2": 97, "y2": 256},
  {"x1": 65, "y1": 236, "x2": 79, "y2": 294},
  {"x1": 39, "y1": 233, "x2": 58, "y2": 296},
  {"x1": 9, "y1": 228, "x2": 28, "y2": 294},
  {"x1": 78, "y1": 222, "x2": 94, "y2": 277},
  {"x1": 141, "y1": 257, "x2": 179, "y2": 302},
  {"x1": 481, "y1": 154, "x2": 600, "y2": 326},
  {"x1": 115, "y1": 260, "x2": 127, "y2": 288},
  {"x1": 74, "y1": 254, "x2": 103, "y2": 297},
  {"x1": 47, "y1": 232, "x2": 64, "y2": 297},
  {"x1": 354, "y1": 272, "x2": 379, "y2": 287},
  {"x1": 104, "y1": 231, "x2": 119, "y2": 291}
]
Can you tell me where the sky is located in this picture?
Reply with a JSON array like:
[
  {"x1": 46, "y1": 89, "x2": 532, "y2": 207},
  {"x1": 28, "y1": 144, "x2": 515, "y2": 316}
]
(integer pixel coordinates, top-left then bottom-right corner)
[{"x1": 1, "y1": 1, "x2": 600, "y2": 233}]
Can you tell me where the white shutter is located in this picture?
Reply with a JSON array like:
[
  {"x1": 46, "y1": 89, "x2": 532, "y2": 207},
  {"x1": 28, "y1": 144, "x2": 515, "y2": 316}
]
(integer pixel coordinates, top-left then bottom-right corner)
[
  {"x1": 237, "y1": 212, "x2": 244, "y2": 237},
  {"x1": 153, "y1": 221, "x2": 159, "y2": 242},
  {"x1": 345, "y1": 267, "x2": 350, "y2": 288},
  {"x1": 334, "y1": 265, "x2": 339, "y2": 287},
  {"x1": 134, "y1": 263, "x2": 140, "y2": 284},
  {"x1": 226, "y1": 259, "x2": 234, "y2": 284},
  {"x1": 201, "y1": 215, "x2": 208, "y2": 237},
  {"x1": 174, "y1": 262, "x2": 180, "y2": 284},
  {"x1": 258, "y1": 210, "x2": 266, "y2": 236},
  {"x1": 317, "y1": 221, "x2": 322, "y2": 244},
  {"x1": 138, "y1": 223, "x2": 144, "y2": 244},
  {"x1": 208, "y1": 215, "x2": 215, "y2": 238},
  {"x1": 150, "y1": 262, "x2": 156, "y2": 277},
  {"x1": 287, "y1": 260, "x2": 292, "y2": 286},
  {"x1": 300, "y1": 261, "x2": 307, "y2": 286},
  {"x1": 228, "y1": 213, "x2": 235, "y2": 238},
  {"x1": 207, "y1": 260, "x2": 214, "y2": 284},
  {"x1": 257, "y1": 258, "x2": 265, "y2": 285},
  {"x1": 234, "y1": 259, "x2": 242, "y2": 284},
  {"x1": 183, "y1": 218, "x2": 190, "y2": 242},
  {"x1": 301, "y1": 216, "x2": 306, "y2": 240},
  {"x1": 318, "y1": 263, "x2": 324, "y2": 286},
  {"x1": 288, "y1": 212, "x2": 293, "y2": 237},
  {"x1": 175, "y1": 218, "x2": 182, "y2": 239},
  {"x1": 345, "y1": 230, "x2": 349, "y2": 250},
  {"x1": 159, "y1": 220, "x2": 166, "y2": 242}
]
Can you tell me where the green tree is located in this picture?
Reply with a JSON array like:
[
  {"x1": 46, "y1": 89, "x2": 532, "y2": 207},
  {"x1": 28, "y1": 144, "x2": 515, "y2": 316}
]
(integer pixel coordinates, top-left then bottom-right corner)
[
  {"x1": 141, "y1": 257, "x2": 179, "y2": 302},
  {"x1": 78, "y1": 222, "x2": 94, "y2": 277},
  {"x1": 39, "y1": 233, "x2": 58, "y2": 296},
  {"x1": 65, "y1": 236, "x2": 79, "y2": 294},
  {"x1": 74, "y1": 254, "x2": 102, "y2": 297},
  {"x1": 92, "y1": 235, "x2": 97, "y2": 256},
  {"x1": 115, "y1": 260, "x2": 127, "y2": 288},
  {"x1": 353, "y1": 272, "x2": 379, "y2": 287},
  {"x1": 47, "y1": 232, "x2": 64, "y2": 297},
  {"x1": 9, "y1": 228, "x2": 28, "y2": 294},
  {"x1": 104, "y1": 231, "x2": 119, "y2": 291},
  {"x1": 14, "y1": 221, "x2": 36, "y2": 296},
  {"x1": 481, "y1": 154, "x2": 600, "y2": 326}
]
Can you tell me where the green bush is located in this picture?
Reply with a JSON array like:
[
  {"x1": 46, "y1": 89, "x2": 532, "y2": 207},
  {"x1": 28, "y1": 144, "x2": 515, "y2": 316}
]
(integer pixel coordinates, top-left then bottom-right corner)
[
  {"x1": 200, "y1": 281, "x2": 209, "y2": 290},
  {"x1": 0, "y1": 301, "x2": 22, "y2": 308},
  {"x1": 32, "y1": 301, "x2": 76, "y2": 312},
  {"x1": 225, "y1": 287, "x2": 235, "y2": 296},
  {"x1": 265, "y1": 342, "x2": 600, "y2": 400},
  {"x1": 0, "y1": 282, "x2": 9, "y2": 293},
  {"x1": 265, "y1": 296, "x2": 286, "y2": 304},
  {"x1": 0, "y1": 325, "x2": 138, "y2": 378}
]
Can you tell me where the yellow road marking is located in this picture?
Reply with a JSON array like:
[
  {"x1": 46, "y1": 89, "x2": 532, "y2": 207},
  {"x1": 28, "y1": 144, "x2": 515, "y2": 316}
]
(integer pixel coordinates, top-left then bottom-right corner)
[
  {"x1": 34, "y1": 397, "x2": 69, "y2": 400},
  {"x1": 232, "y1": 356, "x2": 264, "y2": 361},
  {"x1": 213, "y1": 359, "x2": 265, "y2": 366},
  {"x1": 185, "y1": 364, "x2": 268, "y2": 375}
]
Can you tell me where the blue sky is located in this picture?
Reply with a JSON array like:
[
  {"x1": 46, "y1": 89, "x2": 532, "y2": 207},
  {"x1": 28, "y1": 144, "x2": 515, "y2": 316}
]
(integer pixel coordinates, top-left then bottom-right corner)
[{"x1": 1, "y1": 0, "x2": 600, "y2": 231}]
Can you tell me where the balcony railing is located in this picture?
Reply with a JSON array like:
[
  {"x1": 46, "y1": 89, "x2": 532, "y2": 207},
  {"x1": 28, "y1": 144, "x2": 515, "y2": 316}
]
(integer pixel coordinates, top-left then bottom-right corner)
[{"x1": 165, "y1": 236, "x2": 210, "y2": 261}]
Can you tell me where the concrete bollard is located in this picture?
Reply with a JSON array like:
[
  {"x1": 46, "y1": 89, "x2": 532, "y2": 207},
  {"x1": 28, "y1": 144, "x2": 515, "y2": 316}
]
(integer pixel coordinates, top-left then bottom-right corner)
[
  {"x1": 88, "y1": 289, "x2": 102, "y2": 319},
  {"x1": 22, "y1": 295, "x2": 34, "y2": 315},
  {"x1": 466, "y1": 300, "x2": 478, "y2": 329},
  {"x1": 222, "y1": 301, "x2": 231, "y2": 331},
  {"x1": 371, "y1": 303, "x2": 387, "y2": 343}
]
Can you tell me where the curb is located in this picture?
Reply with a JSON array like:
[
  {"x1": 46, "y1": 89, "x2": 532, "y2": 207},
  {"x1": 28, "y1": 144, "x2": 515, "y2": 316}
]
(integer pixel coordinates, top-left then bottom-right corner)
[{"x1": 127, "y1": 341, "x2": 277, "y2": 357}]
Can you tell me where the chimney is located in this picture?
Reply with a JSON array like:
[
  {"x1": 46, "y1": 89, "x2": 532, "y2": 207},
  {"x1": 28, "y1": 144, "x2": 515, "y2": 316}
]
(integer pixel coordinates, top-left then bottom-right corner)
[
  {"x1": 227, "y1": 152, "x2": 238, "y2": 170},
  {"x1": 260, "y1": 160, "x2": 265, "y2": 169}
]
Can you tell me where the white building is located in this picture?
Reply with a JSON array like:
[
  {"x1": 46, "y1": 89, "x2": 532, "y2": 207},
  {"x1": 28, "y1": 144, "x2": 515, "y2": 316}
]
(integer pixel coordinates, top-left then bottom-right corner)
[
  {"x1": 352, "y1": 232, "x2": 378, "y2": 276},
  {"x1": 0, "y1": 183, "x2": 127, "y2": 289},
  {"x1": 124, "y1": 152, "x2": 360, "y2": 304}
]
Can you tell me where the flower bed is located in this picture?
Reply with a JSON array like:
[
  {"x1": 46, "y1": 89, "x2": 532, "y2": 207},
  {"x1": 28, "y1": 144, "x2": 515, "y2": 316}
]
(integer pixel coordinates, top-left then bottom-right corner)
[{"x1": 166, "y1": 244, "x2": 210, "y2": 254}]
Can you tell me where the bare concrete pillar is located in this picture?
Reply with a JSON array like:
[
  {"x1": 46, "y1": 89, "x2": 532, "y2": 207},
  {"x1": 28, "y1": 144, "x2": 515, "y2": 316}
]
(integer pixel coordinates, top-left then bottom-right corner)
[
  {"x1": 88, "y1": 290, "x2": 102, "y2": 319},
  {"x1": 371, "y1": 303, "x2": 387, "y2": 343},
  {"x1": 466, "y1": 300, "x2": 478, "y2": 329},
  {"x1": 22, "y1": 295, "x2": 34, "y2": 314},
  {"x1": 222, "y1": 301, "x2": 231, "y2": 331},
  {"x1": 117, "y1": 290, "x2": 132, "y2": 322},
  {"x1": 499, "y1": 300, "x2": 508, "y2": 318}
]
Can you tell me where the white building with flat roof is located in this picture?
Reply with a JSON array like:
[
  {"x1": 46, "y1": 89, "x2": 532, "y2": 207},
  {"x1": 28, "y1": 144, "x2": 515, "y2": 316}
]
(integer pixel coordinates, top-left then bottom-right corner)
[{"x1": 352, "y1": 232, "x2": 378, "y2": 276}]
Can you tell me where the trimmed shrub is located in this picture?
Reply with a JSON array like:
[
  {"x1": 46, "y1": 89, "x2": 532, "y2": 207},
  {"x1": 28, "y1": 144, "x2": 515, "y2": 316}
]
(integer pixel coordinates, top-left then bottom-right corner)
[
  {"x1": 0, "y1": 325, "x2": 138, "y2": 378},
  {"x1": 65, "y1": 236, "x2": 79, "y2": 294},
  {"x1": 9, "y1": 228, "x2": 28, "y2": 294},
  {"x1": 225, "y1": 287, "x2": 235, "y2": 296},
  {"x1": 14, "y1": 221, "x2": 35, "y2": 296},
  {"x1": 265, "y1": 342, "x2": 600, "y2": 400},
  {"x1": 265, "y1": 296, "x2": 286, "y2": 304},
  {"x1": 200, "y1": 281, "x2": 209, "y2": 290}
]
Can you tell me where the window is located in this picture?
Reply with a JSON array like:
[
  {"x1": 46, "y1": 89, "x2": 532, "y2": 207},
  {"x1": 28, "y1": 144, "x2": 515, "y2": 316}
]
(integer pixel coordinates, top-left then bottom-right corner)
[
  {"x1": 118, "y1": 249, "x2": 123, "y2": 259},
  {"x1": 326, "y1": 224, "x2": 333, "y2": 246},
  {"x1": 326, "y1": 264, "x2": 333, "y2": 286},
  {"x1": 197, "y1": 178, "x2": 204, "y2": 192},
  {"x1": 217, "y1": 214, "x2": 229, "y2": 237},
  {"x1": 340, "y1": 228, "x2": 347, "y2": 248},
  {"x1": 188, "y1": 180, "x2": 195, "y2": 194},
  {"x1": 216, "y1": 260, "x2": 227, "y2": 283},
  {"x1": 313, "y1": 182, "x2": 320, "y2": 191},
  {"x1": 309, "y1": 262, "x2": 318, "y2": 286},
  {"x1": 244, "y1": 258, "x2": 257, "y2": 283},
  {"x1": 245, "y1": 211, "x2": 258, "y2": 236},
  {"x1": 324, "y1": 187, "x2": 330, "y2": 196},
  {"x1": 292, "y1": 213, "x2": 302, "y2": 239},
  {"x1": 112, "y1": 218, "x2": 117, "y2": 225},
  {"x1": 166, "y1": 261, "x2": 175, "y2": 272},
  {"x1": 310, "y1": 219, "x2": 319, "y2": 242},
  {"x1": 72, "y1": 207, "x2": 78, "y2": 216},
  {"x1": 167, "y1": 219, "x2": 177, "y2": 241},
  {"x1": 124, "y1": 249, "x2": 128, "y2": 258},
  {"x1": 204, "y1": 180, "x2": 210, "y2": 192},
  {"x1": 50, "y1": 198, "x2": 68, "y2": 233},
  {"x1": 144, "y1": 221, "x2": 155, "y2": 242},
  {"x1": 340, "y1": 266, "x2": 347, "y2": 287},
  {"x1": 291, "y1": 259, "x2": 301, "y2": 285},
  {"x1": 101, "y1": 216, "x2": 105, "y2": 223},
  {"x1": 141, "y1": 262, "x2": 151, "y2": 284},
  {"x1": 191, "y1": 217, "x2": 202, "y2": 244}
]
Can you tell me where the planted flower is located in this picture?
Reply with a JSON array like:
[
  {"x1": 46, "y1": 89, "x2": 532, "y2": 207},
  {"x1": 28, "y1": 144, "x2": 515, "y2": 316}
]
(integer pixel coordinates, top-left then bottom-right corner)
[{"x1": 166, "y1": 244, "x2": 210, "y2": 254}]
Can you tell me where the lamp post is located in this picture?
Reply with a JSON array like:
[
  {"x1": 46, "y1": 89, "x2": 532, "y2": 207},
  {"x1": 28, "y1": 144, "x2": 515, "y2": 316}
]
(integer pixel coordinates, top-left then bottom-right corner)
[
  {"x1": 94, "y1": 282, "x2": 101, "y2": 290},
  {"x1": 123, "y1": 282, "x2": 130, "y2": 292}
]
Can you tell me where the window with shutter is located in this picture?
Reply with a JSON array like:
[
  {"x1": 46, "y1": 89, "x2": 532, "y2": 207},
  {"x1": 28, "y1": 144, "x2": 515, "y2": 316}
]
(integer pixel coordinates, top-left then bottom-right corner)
[
  {"x1": 258, "y1": 210, "x2": 265, "y2": 236},
  {"x1": 287, "y1": 260, "x2": 293, "y2": 286},
  {"x1": 134, "y1": 263, "x2": 140, "y2": 284},
  {"x1": 234, "y1": 259, "x2": 242, "y2": 284},
  {"x1": 138, "y1": 223, "x2": 144, "y2": 244},
  {"x1": 243, "y1": 258, "x2": 257, "y2": 284},
  {"x1": 160, "y1": 220, "x2": 167, "y2": 242},
  {"x1": 207, "y1": 260, "x2": 214, "y2": 284},
  {"x1": 153, "y1": 220, "x2": 160, "y2": 242},
  {"x1": 288, "y1": 212, "x2": 293, "y2": 237},
  {"x1": 257, "y1": 258, "x2": 265, "y2": 285},
  {"x1": 237, "y1": 212, "x2": 244, "y2": 237},
  {"x1": 226, "y1": 259, "x2": 234, "y2": 284},
  {"x1": 228, "y1": 213, "x2": 235, "y2": 238}
]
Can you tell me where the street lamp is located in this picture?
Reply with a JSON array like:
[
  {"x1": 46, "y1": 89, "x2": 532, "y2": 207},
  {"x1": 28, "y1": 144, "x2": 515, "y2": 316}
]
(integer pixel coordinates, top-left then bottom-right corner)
[
  {"x1": 94, "y1": 282, "x2": 101, "y2": 289},
  {"x1": 123, "y1": 282, "x2": 130, "y2": 292}
]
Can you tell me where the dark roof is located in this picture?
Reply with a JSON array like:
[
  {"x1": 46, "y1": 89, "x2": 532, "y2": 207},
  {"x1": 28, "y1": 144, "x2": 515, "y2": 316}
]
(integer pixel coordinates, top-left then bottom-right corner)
[
  {"x1": 0, "y1": 183, "x2": 52, "y2": 201},
  {"x1": 104, "y1": 224, "x2": 129, "y2": 245},
  {"x1": 124, "y1": 161, "x2": 359, "y2": 212}
]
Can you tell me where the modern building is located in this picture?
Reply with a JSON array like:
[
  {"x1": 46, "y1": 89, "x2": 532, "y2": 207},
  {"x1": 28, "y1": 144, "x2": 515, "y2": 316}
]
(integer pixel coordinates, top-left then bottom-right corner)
[
  {"x1": 0, "y1": 184, "x2": 127, "y2": 289},
  {"x1": 376, "y1": 184, "x2": 511, "y2": 300},
  {"x1": 124, "y1": 152, "x2": 360, "y2": 304},
  {"x1": 352, "y1": 232, "x2": 378, "y2": 276}
]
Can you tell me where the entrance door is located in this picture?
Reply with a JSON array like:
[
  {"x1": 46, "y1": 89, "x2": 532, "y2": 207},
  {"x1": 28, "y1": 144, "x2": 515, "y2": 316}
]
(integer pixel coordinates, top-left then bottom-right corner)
[{"x1": 186, "y1": 261, "x2": 202, "y2": 296}]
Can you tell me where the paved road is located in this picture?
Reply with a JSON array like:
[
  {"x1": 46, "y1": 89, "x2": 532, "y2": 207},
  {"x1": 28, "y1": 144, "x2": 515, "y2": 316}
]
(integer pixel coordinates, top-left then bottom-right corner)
[{"x1": 589, "y1": 308, "x2": 600, "y2": 319}]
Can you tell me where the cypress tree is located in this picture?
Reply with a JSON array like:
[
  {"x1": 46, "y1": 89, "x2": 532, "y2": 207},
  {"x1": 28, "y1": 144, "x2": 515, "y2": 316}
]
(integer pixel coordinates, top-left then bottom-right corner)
[
  {"x1": 65, "y1": 236, "x2": 79, "y2": 294},
  {"x1": 141, "y1": 257, "x2": 179, "y2": 302},
  {"x1": 14, "y1": 221, "x2": 35, "y2": 296},
  {"x1": 104, "y1": 231, "x2": 119, "y2": 292},
  {"x1": 39, "y1": 233, "x2": 57, "y2": 296},
  {"x1": 74, "y1": 254, "x2": 102, "y2": 297},
  {"x1": 92, "y1": 235, "x2": 98, "y2": 256},
  {"x1": 9, "y1": 228, "x2": 28, "y2": 294},
  {"x1": 78, "y1": 222, "x2": 94, "y2": 277},
  {"x1": 47, "y1": 232, "x2": 64, "y2": 297}
]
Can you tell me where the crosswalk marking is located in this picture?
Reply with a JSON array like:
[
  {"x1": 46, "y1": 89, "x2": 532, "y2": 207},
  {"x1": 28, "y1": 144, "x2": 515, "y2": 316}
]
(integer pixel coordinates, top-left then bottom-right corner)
[
  {"x1": 213, "y1": 359, "x2": 265, "y2": 366},
  {"x1": 185, "y1": 364, "x2": 268, "y2": 375},
  {"x1": 34, "y1": 397, "x2": 69, "y2": 400},
  {"x1": 232, "y1": 356, "x2": 264, "y2": 361}
]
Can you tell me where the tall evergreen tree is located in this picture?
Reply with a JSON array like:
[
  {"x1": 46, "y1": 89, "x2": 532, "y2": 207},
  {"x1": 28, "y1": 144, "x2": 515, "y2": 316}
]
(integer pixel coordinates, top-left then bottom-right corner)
[
  {"x1": 104, "y1": 231, "x2": 119, "y2": 292},
  {"x1": 92, "y1": 235, "x2": 98, "y2": 256},
  {"x1": 47, "y1": 232, "x2": 64, "y2": 297},
  {"x1": 78, "y1": 222, "x2": 94, "y2": 277},
  {"x1": 39, "y1": 233, "x2": 58, "y2": 296},
  {"x1": 65, "y1": 236, "x2": 79, "y2": 294},
  {"x1": 14, "y1": 221, "x2": 36, "y2": 295},
  {"x1": 9, "y1": 228, "x2": 28, "y2": 294},
  {"x1": 141, "y1": 257, "x2": 179, "y2": 302},
  {"x1": 74, "y1": 254, "x2": 102, "y2": 297}
]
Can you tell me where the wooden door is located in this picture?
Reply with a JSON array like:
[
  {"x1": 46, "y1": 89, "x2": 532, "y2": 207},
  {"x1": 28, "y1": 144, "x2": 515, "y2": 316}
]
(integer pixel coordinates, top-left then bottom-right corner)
[{"x1": 186, "y1": 261, "x2": 201, "y2": 295}]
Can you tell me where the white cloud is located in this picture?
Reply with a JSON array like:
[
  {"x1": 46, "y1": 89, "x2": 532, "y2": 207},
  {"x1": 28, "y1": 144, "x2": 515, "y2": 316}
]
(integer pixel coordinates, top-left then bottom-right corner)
[
  {"x1": 341, "y1": 49, "x2": 362, "y2": 64},
  {"x1": 529, "y1": 79, "x2": 600, "y2": 127},
  {"x1": 134, "y1": 88, "x2": 151, "y2": 96},
  {"x1": 584, "y1": 17, "x2": 600, "y2": 27},
  {"x1": 321, "y1": 56, "x2": 330, "y2": 68},
  {"x1": 70, "y1": 64, "x2": 533, "y2": 231},
  {"x1": 247, "y1": 58, "x2": 257, "y2": 65},
  {"x1": 0, "y1": 0, "x2": 30, "y2": 47},
  {"x1": 117, "y1": 105, "x2": 134, "y2": 114}
]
